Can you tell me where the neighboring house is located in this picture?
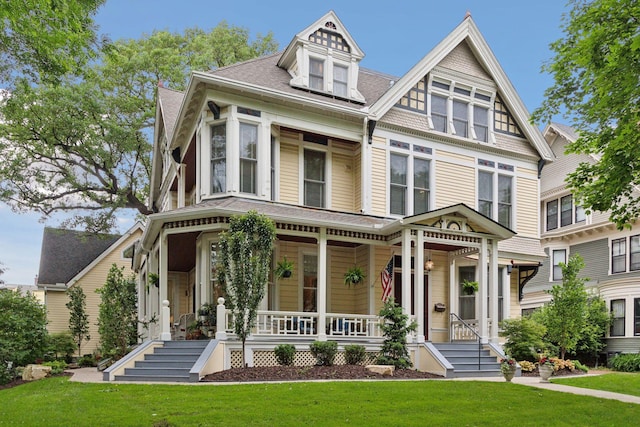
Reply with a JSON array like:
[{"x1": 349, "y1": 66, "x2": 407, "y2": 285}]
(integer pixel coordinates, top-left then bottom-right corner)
[
  {"x1": 37, "y1": 224, "x2": 143, "y2": 355},
  {"x1": 136, "y1": 11, "x2": 553, "y2": 371},
  {"x1": 522, "y1": 122, "x2": 640, "y2": 354},
  {"x1": 0, "y1": 283, "x2": 44, "y2": 303}
]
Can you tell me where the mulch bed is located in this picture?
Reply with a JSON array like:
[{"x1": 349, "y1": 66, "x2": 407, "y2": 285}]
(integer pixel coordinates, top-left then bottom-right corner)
[{"x1": 202, "y1": 365, "x2": 443, "y2": 382}]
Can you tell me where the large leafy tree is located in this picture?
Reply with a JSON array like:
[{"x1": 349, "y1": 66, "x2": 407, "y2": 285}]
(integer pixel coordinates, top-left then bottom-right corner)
[
  {"x1": 532, "y1": 0, "x2": 640, "y2": 229},
  {"x1": 0, "y1": 23, "x2": 277, "y2": 232},
  {"x1": 218, "y1": 210, "x2": 276, "y2": 366},
  {"x1": 0, "y1": 290, "x2": 48, "y2": 367},
  {"x1": 0, "y1": 0, "x2": 104, "y2": 84}
]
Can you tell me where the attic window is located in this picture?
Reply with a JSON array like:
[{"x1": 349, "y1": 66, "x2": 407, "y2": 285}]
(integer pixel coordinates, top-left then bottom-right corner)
[
  {"x1": 309, "y1": 29, "x2": 350, "y2": 53},
  {"x1": 494, "y1": 96, "x2": 523, "y2": 137}
]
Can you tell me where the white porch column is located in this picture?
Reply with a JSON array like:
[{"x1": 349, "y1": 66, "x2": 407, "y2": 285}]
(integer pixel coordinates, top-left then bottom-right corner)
[
  {"x1": 416, "y1": 229, "x2": 425, "y2": 343},
  {"x1": 478, "y1": 238, "x2": 488, "y2": 343},
  {"x1": 489, "y1": 240, "x2": 499, "y2": 342},
  {"x1": 317, "y1": 228, "x2": 328, "y2": 341},
  {"x1": 401, "y1": 228, "x2": 412, "y2": 315},
  {"x1": 177, "y1": 164, "x2": 185, "y2": 208},
  {"x1": 159, "y1": 232, "x2": 171, "y2": 341}
]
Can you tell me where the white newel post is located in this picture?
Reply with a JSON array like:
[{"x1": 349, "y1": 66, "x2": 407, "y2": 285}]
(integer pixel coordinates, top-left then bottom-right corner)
[
  {"x1": 161, "y1": 300, "x2": 171, "y2": 341},
  {"x1": 216, "y1": 297, "x2": 227, "y2": 340}
]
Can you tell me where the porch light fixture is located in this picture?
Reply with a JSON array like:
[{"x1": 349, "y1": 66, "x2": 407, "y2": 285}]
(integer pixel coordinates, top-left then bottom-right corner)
[
  {"x1": 424, "y1": 258, "x2": 434, "y2": 272},
  {"x1": 507, "y1": 259, "x2": 514, "y2": 275}
]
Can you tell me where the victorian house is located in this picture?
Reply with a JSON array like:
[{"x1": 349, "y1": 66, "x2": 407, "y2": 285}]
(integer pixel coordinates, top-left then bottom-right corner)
[{"x1": 106, "y1": 11, "x2": 554, "y2": 381}]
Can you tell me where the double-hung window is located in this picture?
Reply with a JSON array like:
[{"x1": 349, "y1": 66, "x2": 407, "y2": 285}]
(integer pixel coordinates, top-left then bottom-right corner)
[
  {"x1": 431, "y1": 94, "x2": 447, "y2": 133},
  {"x1": 413, "y1": 158, "x2": 430, "y2": 214},
  {"x1": 478, "y1": 170, "x2": 493, "y2": 218},
  {"x1": 631, "y1": 235, "x2": 640, "y2": 271},
  {"x1": 333, "y1": 64, "x2": 348, "y2": 97},
  {"x1": 552, "y1": 249, "x2": 566, "y2": 281},
  {"x1": 612, "y1": 238, "x2": 626, "y2": 273},
  {"x1": 309, "y1": 58, "x2": 324, "y2": 91},
  {"x1": 561, "y1": 195, "x2": 573, "y2": 227},
  {"x1": 635, "y1": 298, "x2": 640, "y2": 336},
  {"x1": 611, "y1": 299, "x2": 625, "y2": 337},
  {"x1": 390, "y1": 153, "x2": 407, "y2": 215},
  {"x1": 473, "y1": 105, "x2": 489, "y2": 142},
  {"x1": 498, "y1": 175, "x2": 512, "y2": 228},
  {"x1": 452, "y1": 100, "x2": 468, "y2": 138},
  {"x1": 304, "y1": 149, "x2": 325, "y2": 208},
  {"x1": 210, "y1": 124, "x2": 226, "y2": 193},
  {"x1": 546, "y1": 200, "x2": 558, "y2": 231},
  {"x1": 239, "y1": 123, "x2": 257, "y2": 194}
]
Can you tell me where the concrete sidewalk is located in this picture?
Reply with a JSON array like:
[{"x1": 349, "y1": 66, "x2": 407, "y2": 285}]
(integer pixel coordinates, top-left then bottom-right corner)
[{"x1": 67, "y1": 368, "x2": 640, "y2": 405}]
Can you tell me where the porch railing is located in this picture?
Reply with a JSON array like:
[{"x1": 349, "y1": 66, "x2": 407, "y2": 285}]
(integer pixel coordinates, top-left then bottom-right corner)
[
  {"x1": 225, "y1": 310, "x2": 383, "y2": 339},
  {"x1": 450, "y1": 312, "x2": 482, "y2": 370}
]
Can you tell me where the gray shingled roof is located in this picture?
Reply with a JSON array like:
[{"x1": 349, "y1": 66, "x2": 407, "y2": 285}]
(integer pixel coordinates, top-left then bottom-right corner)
[
  {"x1": 158, "y1": 86, "x2": 184, "y2": 141},
  {"x1": 38, "y1": 228, "x2": 121, "y2": 285},
  {"x1": 208, "y1": 52, "x2": 396, "y2": 108},
  {"x1": 550, "y1": 122, "x2": 579, "y2": 141}
]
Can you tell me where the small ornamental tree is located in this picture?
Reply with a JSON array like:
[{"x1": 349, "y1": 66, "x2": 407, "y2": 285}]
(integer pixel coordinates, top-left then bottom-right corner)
[
  {"x1": 218, "y1": 210, "x2": 276, "y2": 366},
  {"x1": 66, "y1": 286, "x2": 90, "y2": 357},
  {"x1": 97, "y1": 264, "x2": 138, "y2": 359},
  {"x1": 576, "y1": 295, "x2": 611, "y2": 365},
  {"x1": 0, "y1": 290, "x2": 48, "y2": 368},
  {"x1": 376, "y1": 298, "x2": 417, "y2": 369},
  {"x1": 539, "y1": 254, "x2": 589, "y2": 359}
]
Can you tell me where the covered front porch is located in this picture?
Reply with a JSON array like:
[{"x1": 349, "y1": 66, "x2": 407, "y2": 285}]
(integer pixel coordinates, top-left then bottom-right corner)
[{"x1": 137, "y1": 198, "x2": 525, "y2": 349}]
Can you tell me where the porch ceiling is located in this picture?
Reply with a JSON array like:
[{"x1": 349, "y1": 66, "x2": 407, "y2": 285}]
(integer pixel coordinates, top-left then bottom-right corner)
[{"x1": 168, "y1": 232, "x2": 197, "y2": 272}]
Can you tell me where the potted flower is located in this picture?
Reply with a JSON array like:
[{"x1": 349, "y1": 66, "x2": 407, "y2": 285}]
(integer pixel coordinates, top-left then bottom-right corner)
[
  {"x1": 500, "y1": 356, "x2": 517, "y2": 382},
  {"x1": 343, "y1": 266, "x2": 366, "y2": 286},
  {"x1": 275, "y1": 257, "x2": 294, "y2": 279},
  {"x1": 538, "y1": 355, "x2": 555, "y2": 382},
  {"x1": 462, "y1": 280, "x2": 479, "y2": 295}
]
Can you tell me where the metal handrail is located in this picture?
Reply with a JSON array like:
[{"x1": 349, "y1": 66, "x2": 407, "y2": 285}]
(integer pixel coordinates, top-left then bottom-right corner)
[{"x1": 450, "y1": 312, "x2": 482, "y2": 370}]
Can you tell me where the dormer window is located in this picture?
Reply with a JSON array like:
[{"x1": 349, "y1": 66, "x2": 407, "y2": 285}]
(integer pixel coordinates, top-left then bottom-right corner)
[
  {"x1": 309, "y1": 28, "x2": 350, "y2": 53},
  {"x1": 333, "y1": 64, "x2": 348, "y2": 97},
  {"x1": 309, "y1": 58, "x2": 324, "y2": 91}
]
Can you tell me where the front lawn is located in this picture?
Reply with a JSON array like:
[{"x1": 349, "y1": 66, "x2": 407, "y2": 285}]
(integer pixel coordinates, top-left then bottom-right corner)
[
  {"x1": 0, "y1": 377, "x2": 638, "y2": 426},
  {"x1": 553, "y1": 372, "x2": 640, "y2": 397}
]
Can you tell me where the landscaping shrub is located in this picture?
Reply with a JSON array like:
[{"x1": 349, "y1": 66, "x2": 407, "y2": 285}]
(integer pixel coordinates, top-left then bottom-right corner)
[
  {"x1": 274, "y1": 344, "x2": 296, "y2": 366},
  {"x1": 0, "y1": 347, "x2": 16, "y2": 385},
  {"x1": 499, "y1": 316, "x2": 549, "y2": 362},
  {"x1": 310, "y1": 341, "x2": 337, "y2": 366},
  {"x1": 610, "y1": 353, "x2": 640, "y2": 372},
  {"x1": 344, "y1": 344, "x2": 366, "y2": 365},
  {"x1": 43, "y1": 360, "x2": 68, "y2": 375},
  {"x1": 77, "y1": 355, "x2": 98, "y2": 367},
  {"x1": 573, "y1": 360, "x2": 589, "y2": 373},
  {"x1": 518, "y1": 360, "x2": 535, "y2": 372},
  {"x1": 376, "y1": 298, "x2": 417, "y2": 369},
  {"x1": 0, "y1": 290, "x2": 48, "y2": 368},
  {"x1": 46, "y1": 332, "x2": 76, "y2": 362}
]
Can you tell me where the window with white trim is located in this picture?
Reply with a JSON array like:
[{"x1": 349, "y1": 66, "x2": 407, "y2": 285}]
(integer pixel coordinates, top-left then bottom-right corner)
[
  {"x1": 239, "y1": 123, "x2": 257, "y2": 194},
  {"x1": 210, "y1": 124, "x2": 226, "y2": 193},
  {"x1": 631, "y1": 235, "x2": 640, "y2": 271},
  {"x1": 546, "y1": 195, "x2": 585, "y2": 231},
  {"x1": 610, "y1": 299, "x2": 625, "y2": 337},
  {"x1": 390, "y1": 153, "x2": 407, "y2": 216},
  {"x1": 477, "y1": 161, "x2": 513, "y2": 228},
  {"x1": 302, "y1": 254, "x2": 317, "y2": 312},
  {"x1": 459, "y1": 266, "x2": 476, "y2": 320},
  {"x1": 333, "y1": 64, "x2": 348, "y2": 97},
  {"x1": 612, "y1": 238, "x2": 626, "y2": 274},
  {"x1": 309, "y1": 58, "x2": 324, "y2": 91},
  {"x1": 388, "y1": 140, "x2": 432, "y2": 217},
  {"x1": 552, "y1": 249, "x2": 566, "y2": 281},
  {"x1": 635, "y1": 298, "x2": 640, "y2": 336},
  {"x1": 413, "y1": 158, "x2": 430, "y2": 215},
  {"x1": 304, "y1": 149, "x2": 325, "y2": 208}
]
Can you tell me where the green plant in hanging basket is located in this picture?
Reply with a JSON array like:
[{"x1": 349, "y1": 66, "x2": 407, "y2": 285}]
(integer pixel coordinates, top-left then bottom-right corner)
[
  {"x1": 462, "y1": 280, "x2": 479, "y2": 295},
  {"x1": 344, "y1": 266, "x2": 366, "y2": 286},
  {"x1": 274, "y1": 257, "x2": 294, "y2": 279}
]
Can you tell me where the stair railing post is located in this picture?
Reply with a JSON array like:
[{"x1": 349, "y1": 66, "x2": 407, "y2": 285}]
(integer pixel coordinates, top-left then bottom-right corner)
[
  {"x1": 216, "y1": 297, "x2": 227, "y2": 340},
  {"x1": 160, "y1": 300, "x2": 172, "y2": 341}
]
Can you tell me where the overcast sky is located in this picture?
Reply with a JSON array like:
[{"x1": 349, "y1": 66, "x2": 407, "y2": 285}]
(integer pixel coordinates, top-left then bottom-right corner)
[{"x1": 0, "y1": 0, "x2": 570, "y2": 285}]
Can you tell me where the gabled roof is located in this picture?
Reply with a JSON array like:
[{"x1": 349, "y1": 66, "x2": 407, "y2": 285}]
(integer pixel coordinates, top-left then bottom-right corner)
[
  {"x1": 38, "y1": 228, "x2": 121, "y2": 285},
  {"x1": 157, "y1": 86, "x2": 184, "y2": 142},
  {"x1": 369, "y1": 15, "x2": 554, "y2": 161},
  {"x1": 277, "y1": 10, "x2": 365, "y2": 69}
]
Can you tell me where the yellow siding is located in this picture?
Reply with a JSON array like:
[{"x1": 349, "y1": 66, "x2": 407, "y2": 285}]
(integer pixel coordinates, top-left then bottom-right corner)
[
  {"x1": 354, "y1": 245, "x2": 369, "y2": 314},
  {"x1": 46, "y1": 230, "x2": 142, "y2": 355},
  {"x1": 370, "y1": 143, "x2": 387, "y2": 216},
  {"x1": 435, "y1": 160, "x2": 476, "y2": 208},
  {"x1": 516, "y1": 176, "x2": 539, "y2": 238},
  {"x1": 428, "y1": 251, "x2": 450, "y2": 342},
  {"x1": 279, "y1": 141, "x2": 299, "y2": 204},
  {"x1": 331, "y1": 151, "x2": 355, "y2": 212},
  {"x1": 329, "y1": 247, "x2": 356, "y2": 314},
  {"x1": 354, "y1": 149, "x2": 362, "y2": 212},
  {"x1": 276, "y1": 241, "x2": 299, "y2": 311},
  {"x1": 509, "y1": 274, "x2": 520, "y2": 319},
  {"x1": 373, "y1": 247, "x2": 395, "y2": 313}
]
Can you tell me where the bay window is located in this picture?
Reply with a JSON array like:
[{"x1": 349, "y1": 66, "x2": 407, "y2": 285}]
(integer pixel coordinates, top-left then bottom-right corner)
[
  {"x1": 612, "y1": 238, "x2": 626, "y2": 274},
  {"x1": 239, "y1": 123, "x2": 257, "y2": 194},
  {"x1": 631, "y1": 235, "x2": 640, "y2": 271},
  {"x1": 210, "y1": 124, "x2": 226, "y2": 193},
  {"x1": 610, "y1": 299, "x2": 625, "y2": 337}
]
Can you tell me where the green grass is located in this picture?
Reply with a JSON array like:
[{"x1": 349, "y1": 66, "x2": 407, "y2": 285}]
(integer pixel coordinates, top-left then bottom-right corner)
[
  {"x1": 1, "y1": 377, "x2": 638, "y2": 426},
  {"x1": 553, "y1": 372, "x2": 640, "y2": 397}
]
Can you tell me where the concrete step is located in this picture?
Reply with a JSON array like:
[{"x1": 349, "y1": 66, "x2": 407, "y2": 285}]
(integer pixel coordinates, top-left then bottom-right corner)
[
  {"x1": 152, "y1": 347, "x2": 205, "y2": 356},
  {"x1": 163, "y1": 340, "x2": 209, "y2": 349},
  {"x1": 433, "y1": 343, "x2": 483, "y2": 351},
  {"x1": 114, "y1": 374, "x2": 190, "y2": 382},
  {"x1": 445, "y1": 356, "x2": 497, "y2": 364},
  {"x1": 451, "y1": 369, "x2": 502, "y2": 378},
  {"x1": 436, "y1": 350, "x2": 492, "y2": 357},
  {"x1": 144, "y1": 353, "x2": 200, "y2": 361},
  {"x1": 450, "y1": 362, "x2": 501, "y2": 371},
  {"x1": 135, "y1": 360, "x2": 195, "y2": 369},
  {"x1": 124, "y1": 367, "x2": 190, "y2": 377}
]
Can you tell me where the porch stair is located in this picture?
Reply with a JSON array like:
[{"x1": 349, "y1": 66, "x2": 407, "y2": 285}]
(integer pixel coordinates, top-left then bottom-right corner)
[
  {"x1": 114, "y1": 340, "x2": 209, "y2": 383},
  {"x1": 432, "y1": 342, "x2": 501, "y2": 378}
]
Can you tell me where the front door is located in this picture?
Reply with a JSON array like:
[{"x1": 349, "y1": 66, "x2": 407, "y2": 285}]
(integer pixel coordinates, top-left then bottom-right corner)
[{"x1": 393, "y1": 272, "x2": 429, "y2": 339}]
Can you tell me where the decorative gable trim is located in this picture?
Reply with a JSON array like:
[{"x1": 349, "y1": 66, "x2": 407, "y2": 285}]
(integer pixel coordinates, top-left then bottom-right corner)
[{"x1": 369, "y1": 15, "x2": 554, "y2": 161}]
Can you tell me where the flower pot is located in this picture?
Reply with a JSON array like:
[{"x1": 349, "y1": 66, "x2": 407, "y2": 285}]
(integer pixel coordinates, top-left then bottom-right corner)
[
  {"x1": 539, "y1": 364, "x2": 554, "y2": 382},
  {"x1": 502, "y1": 365, "x2": 516, "y2": 382},
  {"x1": 281, "y1": 270, "x2": 292, "y2": 278}
]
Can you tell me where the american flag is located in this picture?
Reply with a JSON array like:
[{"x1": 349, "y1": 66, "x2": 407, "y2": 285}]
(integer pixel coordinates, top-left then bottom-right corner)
[{"x1": 381, "y1": 256, "x2": 394, "y2": 301}]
